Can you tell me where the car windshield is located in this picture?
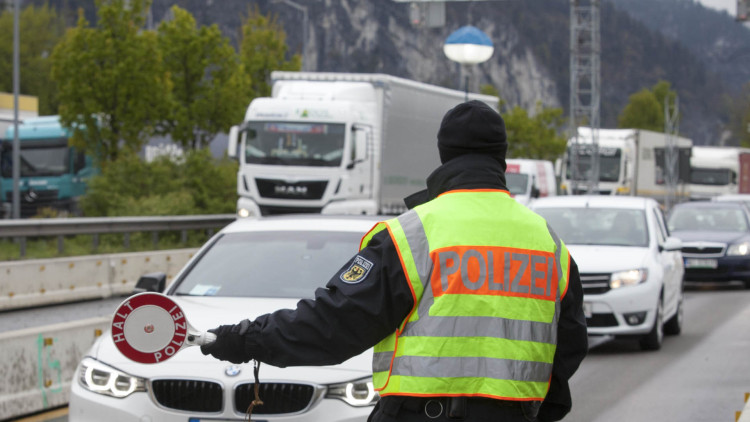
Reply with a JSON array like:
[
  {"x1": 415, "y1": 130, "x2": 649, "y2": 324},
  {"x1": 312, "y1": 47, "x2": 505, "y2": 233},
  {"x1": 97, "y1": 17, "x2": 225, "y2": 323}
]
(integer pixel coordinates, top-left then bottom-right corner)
[
  {"x1": 243, "y1": 121, "x2": 346, "y2": 167},
  {"x1": 535, "y1": 207, "x2": 649, "y2": 247},
  {"x1": 173, "y1": 230, "x2": 360, "y2": 298},
  {"x1": 668, "y1": 207, "x2": 749, "y2": 232},
  {"x1": 505, "y1": 173, "x2": 529, "y2": 195}
]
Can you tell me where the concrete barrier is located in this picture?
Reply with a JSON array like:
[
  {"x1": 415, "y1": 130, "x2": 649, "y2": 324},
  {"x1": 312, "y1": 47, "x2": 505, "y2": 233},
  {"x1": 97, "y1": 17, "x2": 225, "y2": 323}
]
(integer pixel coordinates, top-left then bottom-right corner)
[
  {"x1": 0, "y1": 249, "x2": 198, "y2": 311},
  {"x1": 0, "y1": 317, "x2": 110, "y2": 421}
]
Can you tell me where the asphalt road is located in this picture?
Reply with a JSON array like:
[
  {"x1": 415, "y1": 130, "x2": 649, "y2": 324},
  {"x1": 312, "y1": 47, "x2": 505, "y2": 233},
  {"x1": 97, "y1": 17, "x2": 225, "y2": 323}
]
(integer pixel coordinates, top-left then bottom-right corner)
[
  {"x1": 15, "y1": 283, "x2": 750, "y2": 422},
  {"x1": 566, "y1": 283, "x2": 750, "y2": 421}
]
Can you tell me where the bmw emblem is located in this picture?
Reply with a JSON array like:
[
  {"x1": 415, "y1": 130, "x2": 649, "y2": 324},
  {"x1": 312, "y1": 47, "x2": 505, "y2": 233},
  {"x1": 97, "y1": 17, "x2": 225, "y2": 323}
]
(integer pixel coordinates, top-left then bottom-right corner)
[{"x1": 225, "y1": 365, "x2": 241, "y2": 377}]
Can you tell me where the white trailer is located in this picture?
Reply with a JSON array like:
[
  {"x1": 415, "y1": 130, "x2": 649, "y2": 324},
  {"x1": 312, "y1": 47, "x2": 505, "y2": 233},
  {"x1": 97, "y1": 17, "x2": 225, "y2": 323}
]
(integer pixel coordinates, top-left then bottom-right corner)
[
  {"x1": 688, "y1": 146, "x2": 750, "y2": 200},
  {"x1": 227, "y1": 71, "x2": 498, "y2": 217},
  {"x1": 559, "y1": 127, "x2": 693, "y2": 201}
]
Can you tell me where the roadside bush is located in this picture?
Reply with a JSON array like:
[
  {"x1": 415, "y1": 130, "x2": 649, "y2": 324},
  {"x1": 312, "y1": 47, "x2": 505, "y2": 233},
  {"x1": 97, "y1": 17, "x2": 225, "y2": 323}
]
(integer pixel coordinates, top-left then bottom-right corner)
[{"x1": 80, "y1": 149, "x2": 237, "y2": 216}]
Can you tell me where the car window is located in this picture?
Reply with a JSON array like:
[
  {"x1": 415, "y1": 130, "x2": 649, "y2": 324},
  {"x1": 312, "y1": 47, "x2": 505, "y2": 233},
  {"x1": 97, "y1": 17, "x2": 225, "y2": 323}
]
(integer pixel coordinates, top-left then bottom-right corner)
[
  {"x1": 536, "y1": 207, "x2": 649, "y2": 247},
  {"x1": 668, "y1": 206, "x2": 749, "y2": 232},
  {"x1": 173, "y1": 230, "x2": 361, "y2": 298}
]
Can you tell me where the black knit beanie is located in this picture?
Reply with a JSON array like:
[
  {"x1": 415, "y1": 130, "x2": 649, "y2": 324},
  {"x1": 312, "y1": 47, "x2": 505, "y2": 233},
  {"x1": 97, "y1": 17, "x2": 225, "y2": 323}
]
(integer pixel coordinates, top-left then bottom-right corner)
[{"x1": 437, "y1": 100, "x2": 507, "y2": 169}]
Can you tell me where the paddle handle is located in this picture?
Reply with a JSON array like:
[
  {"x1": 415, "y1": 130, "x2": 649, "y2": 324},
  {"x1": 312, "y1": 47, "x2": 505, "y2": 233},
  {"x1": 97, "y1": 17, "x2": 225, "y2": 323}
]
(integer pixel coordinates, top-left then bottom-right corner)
[{"x1": 187, "y1": 331, "x2": 217, "y2": 346}]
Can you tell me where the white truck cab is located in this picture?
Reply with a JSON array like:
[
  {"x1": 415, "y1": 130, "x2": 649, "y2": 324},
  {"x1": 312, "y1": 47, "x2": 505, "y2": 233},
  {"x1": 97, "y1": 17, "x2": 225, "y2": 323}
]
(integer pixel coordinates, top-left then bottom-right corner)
[{"x1": 505, "y1": 158, "x2": 557, "y2": 206}]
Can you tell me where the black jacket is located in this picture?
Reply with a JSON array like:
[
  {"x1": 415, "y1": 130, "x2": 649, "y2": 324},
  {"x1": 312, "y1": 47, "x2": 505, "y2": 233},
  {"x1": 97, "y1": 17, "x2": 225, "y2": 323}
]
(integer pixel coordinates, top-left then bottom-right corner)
[{"x1": 240, "y1": 154, "x2": 588, "y2": 421}]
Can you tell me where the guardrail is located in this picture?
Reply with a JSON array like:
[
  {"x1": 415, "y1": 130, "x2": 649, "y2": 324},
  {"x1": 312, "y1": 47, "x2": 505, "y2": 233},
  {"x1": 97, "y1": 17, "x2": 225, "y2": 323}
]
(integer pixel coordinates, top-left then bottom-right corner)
[{"x1": 0, "y1": 214, "x2": 237, "y2": 258}]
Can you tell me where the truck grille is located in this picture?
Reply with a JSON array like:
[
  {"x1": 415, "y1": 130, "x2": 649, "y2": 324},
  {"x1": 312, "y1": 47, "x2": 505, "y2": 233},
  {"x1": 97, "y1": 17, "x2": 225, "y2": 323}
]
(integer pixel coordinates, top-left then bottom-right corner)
[
  {"x1": 151, "y1": 379, "x2": 223, "y2": 412},
  {"x1": 255, "y1": 178, "x2": 328, "y2": 200},
  {"x1": 235, "y1": 382, "x2": 316, "y2": 415},
  {"x1": 5, "y1": 189, "x2": 60, "y2": 218},
  {"x1": 580, "y1": 273, "x2": 611, "y2": 294},
  {"x1": 259, "y1": 205, "x2": 323, "y2": 216}
]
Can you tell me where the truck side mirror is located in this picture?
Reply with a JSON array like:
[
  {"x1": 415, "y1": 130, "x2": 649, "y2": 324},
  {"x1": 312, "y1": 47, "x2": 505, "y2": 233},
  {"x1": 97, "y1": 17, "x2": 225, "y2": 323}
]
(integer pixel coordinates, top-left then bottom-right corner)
[
  {"x1": 531, "y1": 185, "x2": 540, "y2": 198},
  {"x1": 134, "y1": 272, "x2": 167, "y2": 293},
  {"x1": 227, "y1": 125, "x2": 239, "y2": 159},
  {"x1": 354, "y1": 130, "x2": 368, "y2": 162}
]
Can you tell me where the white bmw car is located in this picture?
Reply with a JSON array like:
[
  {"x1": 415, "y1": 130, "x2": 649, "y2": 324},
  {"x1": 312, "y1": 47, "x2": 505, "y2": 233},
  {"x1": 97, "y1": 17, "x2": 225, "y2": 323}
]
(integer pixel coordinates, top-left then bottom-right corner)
[
  {"x1": 531, "y1": 196, "x2": 685, "y2": 350},
  {"x1": 69, "y1": 215, "x2": 383, "y2": 422}
]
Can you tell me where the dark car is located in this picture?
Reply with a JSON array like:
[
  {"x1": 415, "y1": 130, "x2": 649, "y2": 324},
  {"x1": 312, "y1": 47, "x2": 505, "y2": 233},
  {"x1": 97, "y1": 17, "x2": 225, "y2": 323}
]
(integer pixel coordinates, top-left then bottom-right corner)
[{"x1": 667, "y1": 201, "x2": 750, "y2": 288}]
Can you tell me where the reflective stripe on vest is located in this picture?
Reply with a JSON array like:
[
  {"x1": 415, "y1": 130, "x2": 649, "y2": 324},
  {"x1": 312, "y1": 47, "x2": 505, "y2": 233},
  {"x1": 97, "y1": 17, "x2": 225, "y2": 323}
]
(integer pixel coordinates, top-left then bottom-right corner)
[{"x1": 363, "y1": 189, "x2": 571, "y2": 400}]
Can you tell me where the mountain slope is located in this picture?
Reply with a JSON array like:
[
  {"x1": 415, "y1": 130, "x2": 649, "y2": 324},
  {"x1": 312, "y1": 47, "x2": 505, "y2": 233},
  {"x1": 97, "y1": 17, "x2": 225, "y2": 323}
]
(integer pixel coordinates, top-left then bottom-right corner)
[{"x1": 32, "y1": 0, "x2": 736, "y2": 144}]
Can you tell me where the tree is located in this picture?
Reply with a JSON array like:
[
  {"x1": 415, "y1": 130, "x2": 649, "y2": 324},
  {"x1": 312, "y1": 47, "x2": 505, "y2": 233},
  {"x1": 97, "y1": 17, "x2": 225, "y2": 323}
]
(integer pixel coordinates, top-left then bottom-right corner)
[
  {"x1": 480, "y1": 85, "x2": 567, "y2": 161},
  {"x1": 504, "y1": 102, "x2": 568, "y2": 161},
  {"x1": 239, "y1": 7, "x2": 301, "y2": 99},
  {"x1": 728, "y1": 82, "x2": 750, "y2": 147},
  {"x1": 50, "y1": 0, "x2": 169, "y2": 163},
  {"x1": 157, "y1": 6, "x2": 251, "y2": 150},
  {"x1": 0, "y1": 4, "x2": 65, "y2": 114},
  {"x1": 618, "y1": 80, "x2": 678, "y2": 132}
]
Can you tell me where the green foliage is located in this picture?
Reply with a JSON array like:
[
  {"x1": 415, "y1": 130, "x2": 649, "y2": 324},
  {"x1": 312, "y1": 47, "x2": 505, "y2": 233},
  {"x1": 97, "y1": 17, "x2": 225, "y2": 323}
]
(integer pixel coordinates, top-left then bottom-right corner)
[
  {"x1": 728, "y1": 83, "x2": 750, "y2": 147},
  {"x1": 0, "y1": 4, "x2": 65, "y2": 114},
  {"x1": 80, "y1": 149, "x2": 237, "y2": 217},
  {"x1": 239, "y1": 7, "x2": 301, "y2": 99},
  {"x1": 157, "y1": 6, "x2": 251, "y2": 150},
  {"x1": 618, "y1": 80, "x2": 678, "y2": 132},
  {"x1": 504, "y1": 102, "x2": 567, "y2": 161},
  {"x1": 50, "y1": 0, "x2": 170, "y2": 163}
]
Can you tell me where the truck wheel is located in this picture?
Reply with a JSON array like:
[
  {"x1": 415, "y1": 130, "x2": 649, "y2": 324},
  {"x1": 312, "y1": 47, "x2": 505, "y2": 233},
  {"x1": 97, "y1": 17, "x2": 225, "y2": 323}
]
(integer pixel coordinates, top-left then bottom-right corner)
[
  {"x1": 640, "y1": 299, "x2": 664, "y2": 351},
  {"x1": 663, "y1": 291, "x2": 683, "y2": 336}
]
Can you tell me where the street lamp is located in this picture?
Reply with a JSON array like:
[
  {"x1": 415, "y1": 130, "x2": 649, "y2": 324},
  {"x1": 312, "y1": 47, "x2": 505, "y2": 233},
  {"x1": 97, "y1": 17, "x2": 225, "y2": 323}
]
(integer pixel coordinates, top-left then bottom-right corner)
[
  {"x1": 272, "y1": 0, "x2": 310, "y2": 71},
  {"x1": 443, "y1": 25, "x2": 494, "y2": 101}
]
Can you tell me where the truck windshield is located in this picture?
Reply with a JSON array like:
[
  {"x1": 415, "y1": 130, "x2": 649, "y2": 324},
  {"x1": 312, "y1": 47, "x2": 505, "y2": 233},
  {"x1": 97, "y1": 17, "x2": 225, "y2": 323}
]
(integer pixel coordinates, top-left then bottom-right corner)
[
  {"x1": 690, "y1": 168, "x2": 732, "y2": 186},
  {"x1": 566, "y1": 146, "x2": 621, "y2": 182},
  {"x1": 506, "y1": 173, "x2": 529, "y2": 195},
  {"x1": 244, "y1": 122, "x2": 346, "y2": 167},
  {"x1": 14, "y1": 141, "x2": 70, "y2": 177}
]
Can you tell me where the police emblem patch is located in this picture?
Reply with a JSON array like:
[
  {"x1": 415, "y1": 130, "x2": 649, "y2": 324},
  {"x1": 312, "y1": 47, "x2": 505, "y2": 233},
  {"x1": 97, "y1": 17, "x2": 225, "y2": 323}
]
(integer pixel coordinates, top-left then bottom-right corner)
[{"x1": 340, "y1": 255, "x2": 374, "y2": 284}]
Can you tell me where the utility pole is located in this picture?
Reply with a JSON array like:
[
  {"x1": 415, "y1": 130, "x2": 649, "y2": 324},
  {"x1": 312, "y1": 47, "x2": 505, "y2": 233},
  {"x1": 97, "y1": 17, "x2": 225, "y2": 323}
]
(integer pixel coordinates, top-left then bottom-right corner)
[
  {"x1": 569, "y1": 0, "x2": 600, "y2": 195},
  {"x1": 12, "y1": 0, "x2": 20, "y2": 219},
  {"x1": 664, "y1": 96, "x2": 680, "y2": 212}
]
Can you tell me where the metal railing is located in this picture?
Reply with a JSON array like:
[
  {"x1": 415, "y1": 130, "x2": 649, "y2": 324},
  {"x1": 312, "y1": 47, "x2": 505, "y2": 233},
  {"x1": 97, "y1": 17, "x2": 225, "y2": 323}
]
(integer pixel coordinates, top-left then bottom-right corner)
[{"x1": 0, "y1": 214, "x2": 237, "y2": 257}]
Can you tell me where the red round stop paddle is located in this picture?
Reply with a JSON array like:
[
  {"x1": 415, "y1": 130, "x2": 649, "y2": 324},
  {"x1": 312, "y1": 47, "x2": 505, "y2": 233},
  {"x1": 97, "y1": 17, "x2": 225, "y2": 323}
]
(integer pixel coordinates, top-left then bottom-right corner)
[{"x1": 111, "y1": 292, "x2": 216, "y2": 364}]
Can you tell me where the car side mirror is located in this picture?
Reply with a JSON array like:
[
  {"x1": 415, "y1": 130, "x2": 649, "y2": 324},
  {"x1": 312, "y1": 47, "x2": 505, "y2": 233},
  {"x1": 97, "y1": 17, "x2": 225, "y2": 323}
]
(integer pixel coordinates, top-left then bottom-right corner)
[
  {"x1": 531, "y1": 185, "x2": 540, "y2": 198},
  {"x1": 660, "y1": 236, "x2": 682, "y2": 252},
  {"x1": 134, "y1": 272, "x2": 167, "y2": 293}
]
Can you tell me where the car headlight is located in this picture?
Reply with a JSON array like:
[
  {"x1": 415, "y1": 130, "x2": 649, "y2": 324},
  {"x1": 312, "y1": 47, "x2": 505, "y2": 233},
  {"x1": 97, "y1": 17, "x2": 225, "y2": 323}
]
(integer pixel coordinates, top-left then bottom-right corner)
[
  {"x1": 78, "y1": 357, "x2": 146, "y2": 398},
  {"x1": 727, "y1": 242, "x2": 750, "y2": 256},
  {"x1": 610, "y1": 269, "x2": 648, "y2": 289},
  {"x1": 325, "y1": 377, "x2": 379, "y2": 407}
]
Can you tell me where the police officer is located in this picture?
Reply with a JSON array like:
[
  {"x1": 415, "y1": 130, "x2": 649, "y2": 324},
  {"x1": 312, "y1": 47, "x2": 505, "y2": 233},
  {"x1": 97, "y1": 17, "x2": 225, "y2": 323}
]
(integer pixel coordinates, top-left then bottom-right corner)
[{"x1": 201, "y1": 100, "x2": 588, "y2": 422}]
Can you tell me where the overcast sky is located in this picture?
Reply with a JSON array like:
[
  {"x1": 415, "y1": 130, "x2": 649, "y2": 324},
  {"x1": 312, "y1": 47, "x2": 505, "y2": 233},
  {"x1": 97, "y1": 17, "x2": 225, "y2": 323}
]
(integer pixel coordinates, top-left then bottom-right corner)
[{"x1": 696, "y1": 0, "x2": 736, "y2": 14}]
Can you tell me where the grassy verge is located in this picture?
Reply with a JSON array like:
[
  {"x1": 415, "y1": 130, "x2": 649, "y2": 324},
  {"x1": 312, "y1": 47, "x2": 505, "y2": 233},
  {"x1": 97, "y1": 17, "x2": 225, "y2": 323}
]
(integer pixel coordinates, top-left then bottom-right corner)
[{"x1": 0, "y1": 230, "x2": 213, "y2": 261}]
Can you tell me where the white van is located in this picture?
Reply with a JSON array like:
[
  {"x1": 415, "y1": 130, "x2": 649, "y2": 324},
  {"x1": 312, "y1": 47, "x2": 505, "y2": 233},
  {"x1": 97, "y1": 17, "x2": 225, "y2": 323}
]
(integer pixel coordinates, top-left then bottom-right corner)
[{"x1": 505, "y1": 159, "x2": 558, "y2": 206}]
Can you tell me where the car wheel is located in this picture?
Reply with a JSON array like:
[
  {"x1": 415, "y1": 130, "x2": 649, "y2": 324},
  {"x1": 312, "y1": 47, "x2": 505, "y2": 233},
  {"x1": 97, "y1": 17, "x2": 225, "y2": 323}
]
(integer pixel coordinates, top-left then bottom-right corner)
[
  {"x1": 663, "y1": 290, "x2": 683, "y2": 336},
  {"x1": 640, "y1": 298, "x2": 664, "y2": 351}
]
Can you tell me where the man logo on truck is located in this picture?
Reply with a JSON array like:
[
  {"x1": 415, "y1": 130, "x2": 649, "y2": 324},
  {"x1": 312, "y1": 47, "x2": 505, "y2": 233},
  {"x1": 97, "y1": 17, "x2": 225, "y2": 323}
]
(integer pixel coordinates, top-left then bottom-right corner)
[{"x1": 274, "y1": 185, "x2": 308, "y2": 195}]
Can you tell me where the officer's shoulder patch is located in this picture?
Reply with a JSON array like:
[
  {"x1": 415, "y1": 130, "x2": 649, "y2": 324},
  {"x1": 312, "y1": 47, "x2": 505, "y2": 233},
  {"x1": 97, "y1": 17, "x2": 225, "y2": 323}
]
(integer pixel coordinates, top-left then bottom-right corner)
[{"x1": 339, "y1": 255, "x2": 374, "y2": 284}]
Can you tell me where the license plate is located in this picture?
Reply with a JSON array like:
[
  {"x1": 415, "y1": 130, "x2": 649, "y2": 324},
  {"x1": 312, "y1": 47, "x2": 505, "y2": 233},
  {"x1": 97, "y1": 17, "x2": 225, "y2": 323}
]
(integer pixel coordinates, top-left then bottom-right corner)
[
  {"x1": 685, "y1": 258, "x2": 718, "y2": 269},
  {"x1": 583, "y1": 302, "x2": 593, "y2": 318}
]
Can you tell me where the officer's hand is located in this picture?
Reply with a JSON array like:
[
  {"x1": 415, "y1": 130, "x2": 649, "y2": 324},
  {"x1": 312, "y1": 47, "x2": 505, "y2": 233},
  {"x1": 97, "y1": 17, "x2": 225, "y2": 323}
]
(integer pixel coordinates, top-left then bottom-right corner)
[{"x1": 200, "y1": 319, "x2": 253, "y2": 364}]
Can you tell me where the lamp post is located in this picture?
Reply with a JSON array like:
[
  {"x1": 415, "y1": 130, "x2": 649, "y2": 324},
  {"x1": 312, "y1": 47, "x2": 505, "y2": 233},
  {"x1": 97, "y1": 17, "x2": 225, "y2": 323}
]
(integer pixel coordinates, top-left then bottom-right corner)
[
  {"x1": 443, "y1": 25, "x2": 494, "y2": 101},
  {"x1": 273, "y1": 0, "x2": 310, "y2": 71}
]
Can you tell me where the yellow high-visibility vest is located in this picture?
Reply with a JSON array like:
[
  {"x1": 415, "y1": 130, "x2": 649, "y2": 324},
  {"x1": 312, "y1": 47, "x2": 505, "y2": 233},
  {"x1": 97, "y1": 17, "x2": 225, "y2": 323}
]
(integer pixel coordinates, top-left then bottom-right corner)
[{"x1": 361, "y1": 189, "x2": 571, "y2": 400}]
